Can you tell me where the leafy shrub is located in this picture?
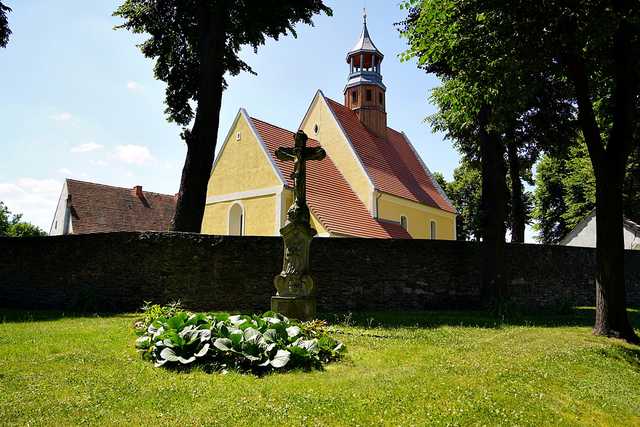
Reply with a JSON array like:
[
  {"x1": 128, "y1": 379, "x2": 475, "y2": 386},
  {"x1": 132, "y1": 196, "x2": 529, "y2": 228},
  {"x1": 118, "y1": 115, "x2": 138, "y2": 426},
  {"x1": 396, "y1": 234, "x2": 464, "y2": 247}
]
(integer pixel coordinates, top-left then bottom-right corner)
[
  {"x1": 135, "y1": 308, "x2": 345, "y2": 374},
  {"x1": 134, "y1": 301, "x2": 182, "y2": 331}
]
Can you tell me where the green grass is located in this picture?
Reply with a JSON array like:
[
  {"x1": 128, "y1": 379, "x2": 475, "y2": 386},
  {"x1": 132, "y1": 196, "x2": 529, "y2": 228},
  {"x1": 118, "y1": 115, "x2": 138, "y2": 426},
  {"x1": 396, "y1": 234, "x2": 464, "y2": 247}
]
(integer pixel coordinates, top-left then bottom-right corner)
[{"x1": 1, "y1": 308, "x2": 639, "y2": 426}]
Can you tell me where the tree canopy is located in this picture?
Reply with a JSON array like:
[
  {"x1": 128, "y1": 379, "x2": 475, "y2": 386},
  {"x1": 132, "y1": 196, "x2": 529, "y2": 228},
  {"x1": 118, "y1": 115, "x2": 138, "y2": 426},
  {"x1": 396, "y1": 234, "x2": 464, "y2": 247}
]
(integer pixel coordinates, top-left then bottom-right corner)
[
  {"x1": 114, "y1": 0, "x2": 332, "y2": 232},
  {"x1": 401, "y1": 0, "x2": 640, "y2": 341},
  {"x1": 0, "y1": 202, "x2": 47, "y2": 237},
  {"x1": 0, "y1": 1, "x2": 11, "y2": 48},
  {"x1": 434, "y1": 163, "x2": 482, "y2": 241},
  {"x1": 114, "y1": 0, "x2": 332, "y2": 127}
]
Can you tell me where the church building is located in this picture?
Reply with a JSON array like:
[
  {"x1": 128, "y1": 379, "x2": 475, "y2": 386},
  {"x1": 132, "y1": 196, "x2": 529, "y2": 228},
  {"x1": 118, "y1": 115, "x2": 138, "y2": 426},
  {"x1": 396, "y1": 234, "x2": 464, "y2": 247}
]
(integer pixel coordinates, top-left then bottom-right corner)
[{"x1": 202, "y1": 17, "x2": 457, "y2": 239}]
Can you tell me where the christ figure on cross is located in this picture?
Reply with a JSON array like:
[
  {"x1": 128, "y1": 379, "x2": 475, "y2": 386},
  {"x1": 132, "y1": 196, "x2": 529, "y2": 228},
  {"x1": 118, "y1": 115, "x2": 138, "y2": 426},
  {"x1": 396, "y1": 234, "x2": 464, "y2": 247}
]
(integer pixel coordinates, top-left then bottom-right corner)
[{"x1": 275, "y1": 131, "x2": 326, "y2": 223}]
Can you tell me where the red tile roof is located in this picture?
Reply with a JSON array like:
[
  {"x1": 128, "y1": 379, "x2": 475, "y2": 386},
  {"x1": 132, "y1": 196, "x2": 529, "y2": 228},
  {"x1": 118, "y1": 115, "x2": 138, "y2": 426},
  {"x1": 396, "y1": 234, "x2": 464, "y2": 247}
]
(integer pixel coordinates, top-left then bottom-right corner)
[
  {"x1": 325, "y1": 98, "x2": 456, "y2": 213},
  {"x1": 65, "y1": 179, "x2": 176, "y2": 234},
  {"x1": 251, "y1": 118, "x2": 411, "y2": 239}
]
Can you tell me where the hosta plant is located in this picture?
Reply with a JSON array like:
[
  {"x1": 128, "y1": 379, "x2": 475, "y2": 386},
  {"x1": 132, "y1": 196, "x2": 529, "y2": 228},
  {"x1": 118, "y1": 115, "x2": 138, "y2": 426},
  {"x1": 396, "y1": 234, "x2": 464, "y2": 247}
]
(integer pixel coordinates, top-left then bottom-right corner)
[{"x1": 135, "y1": 309, "x2": 345, "y2": 374}]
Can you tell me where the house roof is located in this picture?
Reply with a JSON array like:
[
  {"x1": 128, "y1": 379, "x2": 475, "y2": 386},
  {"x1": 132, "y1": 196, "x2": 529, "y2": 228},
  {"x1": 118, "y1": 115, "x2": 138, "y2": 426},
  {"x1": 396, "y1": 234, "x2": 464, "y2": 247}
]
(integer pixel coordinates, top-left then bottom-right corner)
[
  {"x1": 625, "y1": 217, "x2": 640, "y2": 235},
  {"x1": 250, "y1": 117, "x2": 411, "y2": 239},
  {"x1": 65, "y1": 179, "x2": 176, "y2": 234},
  {"x1": 559, "y1": 209, "x2": 640, "y2": 245},
  {"x1": 325, "y1": 98, "x2": 456, "y2": 213}
]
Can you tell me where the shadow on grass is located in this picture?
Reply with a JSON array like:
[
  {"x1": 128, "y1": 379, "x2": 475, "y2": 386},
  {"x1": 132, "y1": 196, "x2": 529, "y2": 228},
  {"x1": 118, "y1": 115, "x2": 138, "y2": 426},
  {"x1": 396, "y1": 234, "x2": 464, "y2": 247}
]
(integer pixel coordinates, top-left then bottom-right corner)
[
  {"x1": 0, "y1": 309, "x2": 122, "y2": 324},
  {"x1": 320, "y1": 307, "x2": 640, "y2": 330}
]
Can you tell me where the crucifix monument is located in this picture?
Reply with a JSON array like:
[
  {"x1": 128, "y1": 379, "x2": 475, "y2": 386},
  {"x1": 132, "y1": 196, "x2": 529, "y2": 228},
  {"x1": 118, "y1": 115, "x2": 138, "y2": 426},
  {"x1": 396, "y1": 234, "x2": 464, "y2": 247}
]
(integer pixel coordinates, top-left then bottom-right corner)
[{"x1": 272, "y1": 130, "x2": 326, "y2": 320}]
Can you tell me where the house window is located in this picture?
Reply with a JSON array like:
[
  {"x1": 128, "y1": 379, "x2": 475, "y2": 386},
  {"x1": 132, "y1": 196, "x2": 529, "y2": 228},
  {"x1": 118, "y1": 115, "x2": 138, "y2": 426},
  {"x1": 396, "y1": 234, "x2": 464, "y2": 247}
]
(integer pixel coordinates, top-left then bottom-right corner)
[
  {"x1": 351, "y1": 90, "x2": 358, "y2": 103},
  {"x1": 400, "y1": 216, "x2": 408, "y2": 230},
  {"x1": 430, "y1": 220, "x2": 437, "y2": 239},
  {"x1": 229, "y1": 203, "x2": 244, "y2": 236},
  {"x1": 366, "y1": 89, "x2": 372, "y2": 101}
]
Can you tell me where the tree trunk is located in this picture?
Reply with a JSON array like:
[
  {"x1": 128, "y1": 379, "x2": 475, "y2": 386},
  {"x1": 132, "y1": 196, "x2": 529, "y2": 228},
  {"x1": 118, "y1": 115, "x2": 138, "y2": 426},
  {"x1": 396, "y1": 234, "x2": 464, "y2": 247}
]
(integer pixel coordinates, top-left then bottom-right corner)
[
  {"x1": 478, "y1": 105, "x2": 508, "y2": 313},
  {"x1": 507, "y1": 140, "x2": 525, "y2": 243},
  {"x1": 171, "y1": 3, "x2": 226, "y2": 232},
  {"x1": 563, "y1": 20, "x2": 639, "y2": 343},
  {"x1": 593, "y1": 162, "x2": 638, "y2": 342}
]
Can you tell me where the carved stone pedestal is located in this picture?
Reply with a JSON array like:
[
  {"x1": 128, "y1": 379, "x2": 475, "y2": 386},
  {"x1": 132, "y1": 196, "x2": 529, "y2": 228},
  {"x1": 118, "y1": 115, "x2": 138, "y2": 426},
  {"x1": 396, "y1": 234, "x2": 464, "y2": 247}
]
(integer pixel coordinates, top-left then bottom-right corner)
[
  {"x1": 271, "y1": 296, "x2": 316, "y2": 321},
  {"x1": 271, "y1": 220, "x2": 317, "y2": 321}
]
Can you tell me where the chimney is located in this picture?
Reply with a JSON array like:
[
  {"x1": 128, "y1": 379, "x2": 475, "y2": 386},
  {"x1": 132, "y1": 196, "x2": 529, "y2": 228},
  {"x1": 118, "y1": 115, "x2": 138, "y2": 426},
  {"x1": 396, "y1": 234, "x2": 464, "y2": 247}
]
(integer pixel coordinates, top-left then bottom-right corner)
[
  {"x1": 134, "y1": 185, "x2": 143, "y2": 198},
  {"x1": 134, "y1": 185, "x2": 150, "y2": 207}
]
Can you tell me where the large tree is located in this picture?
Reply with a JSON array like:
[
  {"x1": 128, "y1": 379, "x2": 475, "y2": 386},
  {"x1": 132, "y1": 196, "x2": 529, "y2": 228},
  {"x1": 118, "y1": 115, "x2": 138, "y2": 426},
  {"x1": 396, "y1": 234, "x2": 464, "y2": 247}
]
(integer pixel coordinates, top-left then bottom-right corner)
[
  {"x1": 401, "y1": 0, "x2": 573, "y2": 310},
  {"x1": 114, "y1": 0, "x2": 331, "y2": 232},
  {"x1": 0, "y1": 1, "x2": 11, "y2": 48},
  {"x1": 403, "y1": 0, "x2": 640, "y2": 342},
  {"x1": 503, "y1": 0, "x2": 640, "y2": 342}
]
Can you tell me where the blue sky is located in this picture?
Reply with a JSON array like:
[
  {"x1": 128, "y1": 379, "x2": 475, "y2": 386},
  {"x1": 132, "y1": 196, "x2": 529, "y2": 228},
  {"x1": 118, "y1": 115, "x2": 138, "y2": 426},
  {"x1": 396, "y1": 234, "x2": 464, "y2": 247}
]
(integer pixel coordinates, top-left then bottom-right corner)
[{"x1": 0, "y1": 0, "x2": 458, "y2": 231}]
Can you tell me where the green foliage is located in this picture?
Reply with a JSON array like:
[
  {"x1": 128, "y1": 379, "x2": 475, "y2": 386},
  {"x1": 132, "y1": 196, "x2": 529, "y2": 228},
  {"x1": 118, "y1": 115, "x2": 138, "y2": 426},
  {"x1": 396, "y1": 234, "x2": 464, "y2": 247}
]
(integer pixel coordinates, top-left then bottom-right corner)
[
  {"x1": 113, "y1": 0, "x2": 332, "y2": 127},
  {"x1": 0, "y1": 1, "x2": 10, "y2": 48},
  {"x1": 0, "y1": 202, "x2": 47, "y2": 237},
  {"x1": 135, "y1": 307, "x2": 345, "y2": 373},
  {"x1": 533, "y1": 142, "x2": 639, "y2": 243},
  {"x1": 435, "y1": 164, "x2": 482, "y2": 241},
  {"x1": 136, "y1": 301, "x2": 183, "y2": 330},
  {"x1": 400, "y1": 0, "x2": 575, "y2": 247}
]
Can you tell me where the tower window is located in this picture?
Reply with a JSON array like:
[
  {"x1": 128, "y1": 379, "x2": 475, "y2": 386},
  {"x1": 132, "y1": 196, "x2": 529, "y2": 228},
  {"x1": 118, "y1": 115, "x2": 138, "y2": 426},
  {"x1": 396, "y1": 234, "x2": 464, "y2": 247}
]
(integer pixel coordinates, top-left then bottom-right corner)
[
  {"x1": 313, "y1": 124, "x2": 319, "y2": 134},
  {"x1": 366, "y1": 89, "x2": 372, "y2": 101},
  {"x1": 379, "y1": 92, "x2": 383, "y2": 104},
  {"x1": 351, "y1": 90, "x2": 358, "y2": 103}
]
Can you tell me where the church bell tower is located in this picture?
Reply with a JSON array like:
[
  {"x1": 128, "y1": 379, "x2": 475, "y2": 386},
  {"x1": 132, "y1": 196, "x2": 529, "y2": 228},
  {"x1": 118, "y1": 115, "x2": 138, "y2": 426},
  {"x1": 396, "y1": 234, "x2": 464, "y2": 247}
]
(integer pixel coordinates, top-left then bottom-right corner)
[{"x1": 344, "y1": 11, "x2": 387, "y2": 138}]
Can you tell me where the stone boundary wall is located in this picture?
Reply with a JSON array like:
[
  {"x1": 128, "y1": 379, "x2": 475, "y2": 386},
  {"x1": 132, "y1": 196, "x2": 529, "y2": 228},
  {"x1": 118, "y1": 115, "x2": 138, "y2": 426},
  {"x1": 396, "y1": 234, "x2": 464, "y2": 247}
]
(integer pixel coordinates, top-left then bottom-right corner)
[{"x1": 1, "y1": 232, "x2": 639, "y2": 313}]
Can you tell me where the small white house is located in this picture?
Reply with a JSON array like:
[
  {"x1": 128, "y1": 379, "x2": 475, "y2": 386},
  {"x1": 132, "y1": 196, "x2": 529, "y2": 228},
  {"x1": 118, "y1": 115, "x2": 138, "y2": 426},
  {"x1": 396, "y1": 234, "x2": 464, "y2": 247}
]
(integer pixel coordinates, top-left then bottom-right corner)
[{"x1": 559, "y1": 210, "x2": 640, "y2": 249}]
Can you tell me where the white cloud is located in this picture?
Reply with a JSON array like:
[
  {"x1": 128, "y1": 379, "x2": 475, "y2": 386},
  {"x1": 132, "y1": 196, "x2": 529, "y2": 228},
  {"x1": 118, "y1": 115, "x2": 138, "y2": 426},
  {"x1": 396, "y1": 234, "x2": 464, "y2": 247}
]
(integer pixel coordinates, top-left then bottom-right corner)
[
  {"x1": 57, "y1": 168, "x2": 73, "y2": 175},
  {"x1": 70, "y1": 142, "x2": 104, "y2": 153},
  {"x1": 113, "y1": 144, "x2": 153, "y2": 165},
  {"x1": 0, "y1": 178, "x2": 62, "y2": 231},
  {"x1": 50, "y1": 112, "x2": 73, "y2": 122},
  {"x1": 127, "y1": 81, "x2": 143, "y2": 92},
  {"x1": 90, "y1": 159, "x2": 109, "y2": 167}
]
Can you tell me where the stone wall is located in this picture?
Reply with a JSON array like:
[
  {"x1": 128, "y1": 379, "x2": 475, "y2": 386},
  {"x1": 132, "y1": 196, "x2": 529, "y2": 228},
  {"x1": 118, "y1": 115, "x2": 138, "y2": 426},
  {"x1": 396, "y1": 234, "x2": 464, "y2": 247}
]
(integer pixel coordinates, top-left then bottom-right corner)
[{"x1": 1, "y1": 232, "x2": 639, "y2": 313}]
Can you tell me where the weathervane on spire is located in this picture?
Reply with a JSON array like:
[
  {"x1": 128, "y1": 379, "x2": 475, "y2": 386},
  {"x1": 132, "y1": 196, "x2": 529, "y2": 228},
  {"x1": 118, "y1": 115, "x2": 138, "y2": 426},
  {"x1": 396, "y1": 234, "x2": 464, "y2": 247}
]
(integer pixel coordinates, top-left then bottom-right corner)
[{"x1": 363, "y1": 7, "x2": 367, "y2": 24}]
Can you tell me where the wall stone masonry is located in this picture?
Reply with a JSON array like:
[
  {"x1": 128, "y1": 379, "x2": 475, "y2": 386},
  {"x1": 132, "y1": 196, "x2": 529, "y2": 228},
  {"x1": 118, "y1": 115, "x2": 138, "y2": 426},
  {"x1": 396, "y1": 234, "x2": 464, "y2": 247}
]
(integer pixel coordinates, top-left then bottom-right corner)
[{"x1": 0, "y1": 232, "x2": 638, "y2": 313}]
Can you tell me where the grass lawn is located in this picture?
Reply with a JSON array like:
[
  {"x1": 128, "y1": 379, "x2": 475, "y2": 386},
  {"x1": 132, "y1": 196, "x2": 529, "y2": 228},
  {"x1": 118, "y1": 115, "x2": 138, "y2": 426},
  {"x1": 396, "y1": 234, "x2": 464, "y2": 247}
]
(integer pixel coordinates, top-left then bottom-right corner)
[{"x1": 1, "y1": 308, "x2": 639, "y2": 426}]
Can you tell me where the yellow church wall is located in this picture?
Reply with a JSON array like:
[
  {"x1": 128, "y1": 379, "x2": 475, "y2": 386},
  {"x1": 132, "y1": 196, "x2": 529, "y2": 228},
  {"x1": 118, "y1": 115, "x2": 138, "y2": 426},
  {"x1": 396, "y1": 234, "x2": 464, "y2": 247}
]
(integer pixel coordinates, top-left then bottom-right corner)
[
  {"x1": 202, "y1": 195, "x2": 278, "y2": 236},
  {"x1": 300, "y1": 94, "x2": 374, "y2": 210},
  {"x1": 206, "y1": 114, "x2": 282, "y2": 198},
  {"x1": 377, "y1": 192, "x2": 456, "y2": 240}
]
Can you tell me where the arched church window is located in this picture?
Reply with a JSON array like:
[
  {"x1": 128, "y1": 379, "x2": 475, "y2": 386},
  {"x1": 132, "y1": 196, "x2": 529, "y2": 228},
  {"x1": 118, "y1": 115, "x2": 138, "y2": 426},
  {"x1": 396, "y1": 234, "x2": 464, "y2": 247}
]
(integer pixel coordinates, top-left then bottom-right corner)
[
  {"x1": 400, "y1": 216, "x2": 408, "y2": 230},
  {"x1": 229, "y1": 203, "x2": 244, "y2": 236},
  {"x1": 430, "y1": 220, "x2": 437, "y2": 240},
  {"x1": 351, "y1": 90, "x2": 358, "y2": 104}
]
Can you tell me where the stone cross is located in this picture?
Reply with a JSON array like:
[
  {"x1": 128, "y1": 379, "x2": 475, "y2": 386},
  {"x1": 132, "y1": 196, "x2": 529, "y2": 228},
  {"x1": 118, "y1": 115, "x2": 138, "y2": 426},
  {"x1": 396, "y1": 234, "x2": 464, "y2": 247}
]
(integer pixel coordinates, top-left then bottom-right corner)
[{"x1": 272, "y1": 131, "x2": 326, "y2": 320}]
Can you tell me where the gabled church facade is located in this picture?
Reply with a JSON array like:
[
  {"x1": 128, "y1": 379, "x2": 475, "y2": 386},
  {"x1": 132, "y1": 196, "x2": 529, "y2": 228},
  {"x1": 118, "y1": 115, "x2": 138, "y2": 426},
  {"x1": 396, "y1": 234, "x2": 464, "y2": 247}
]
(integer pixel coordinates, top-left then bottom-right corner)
[{"x1": 202, "y1": 17, "x2": 457, "y2": 239}]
